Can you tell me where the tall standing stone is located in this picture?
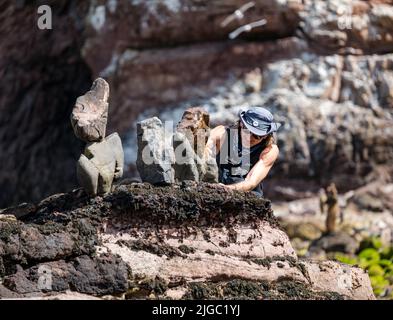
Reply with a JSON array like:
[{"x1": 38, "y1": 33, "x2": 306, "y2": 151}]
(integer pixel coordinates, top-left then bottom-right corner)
[
  {"x1": 71, "y1": 78, "x2": 109, "y2": 142},
  {"x1": 71, "y1": 78, "x2": 124, "y2": 196},
  {"x1": 136, "y1": 117, "x2": 175, "y2": 184},
  {"x1": 136, "y1": 108, "x2": 218, "y2": 185},
  {"x1": 175, "y1": 107, "x2": 218, "y2": 183},
  {"x1": 173, "y1": 131, "x2": 200, "y2": 181}
]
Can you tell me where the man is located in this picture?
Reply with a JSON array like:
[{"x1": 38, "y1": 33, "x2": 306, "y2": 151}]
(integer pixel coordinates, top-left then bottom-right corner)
[{"x1": 205, "y1": 107, "x2": 281, "y2": 196}]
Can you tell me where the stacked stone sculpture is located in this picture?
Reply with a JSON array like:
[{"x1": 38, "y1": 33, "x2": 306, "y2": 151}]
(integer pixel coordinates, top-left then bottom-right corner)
[
  {"x1": 71, "y1": 78, "x2": 124, "y2": 196},
  {"x1": 174, "y1": 107, "x2": 218, "y2": 183},
  {"x1": 137, "y1": 107, "x2": 218, "y2": 184}
]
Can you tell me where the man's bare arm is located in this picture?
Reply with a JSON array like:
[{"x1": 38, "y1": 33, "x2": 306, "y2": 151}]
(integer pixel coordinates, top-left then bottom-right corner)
[
  {"x1": 204, "y1": 125, "x2": 226, "y2": 159},
  {"x1": 225, "y1": 144, "x2": 279, "y2": 192}
]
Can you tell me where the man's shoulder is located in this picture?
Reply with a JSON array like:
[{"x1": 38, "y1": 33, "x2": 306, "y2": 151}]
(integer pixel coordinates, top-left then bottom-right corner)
[
  {"x1": 271, "y1": 143, "x2": 279, "y2": 154},
  {"x1": 211, "y1": 125, "x2": 226, "y2": 137},
  {"x1": 259, "y1": 143, "x2": 279, "y2": 162}
]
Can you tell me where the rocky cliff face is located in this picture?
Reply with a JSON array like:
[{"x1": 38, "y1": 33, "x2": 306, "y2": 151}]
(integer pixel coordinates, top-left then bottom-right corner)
[
  {"x1": 0, "y1": 1, "x2": 92, "y2": 207},
  {"x1": 1, "y1": 0, "x2": 393, "y2": 206},
  {"x1": 0, "y1": 183, "x2": 375, "y2": 300}
]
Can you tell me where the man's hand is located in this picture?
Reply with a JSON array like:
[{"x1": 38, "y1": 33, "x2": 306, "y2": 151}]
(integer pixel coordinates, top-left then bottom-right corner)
[
  {"x1": 216, "y1": 183, "x2": 232, "y2": 190},
  {"x1": 222, "y1": 183, "x2": 236, "y2": 190},
  {"x1": 221, "y1": 145, "x2": 279, "y2": 193},
  {"x1": 217, "y1": 183, "x2": 237, "y2": 191}
]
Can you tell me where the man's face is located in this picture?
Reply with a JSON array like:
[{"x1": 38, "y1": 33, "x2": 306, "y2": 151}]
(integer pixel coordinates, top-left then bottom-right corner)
[
  {"x1": 250, "y1": 133, "x2": 266, "y2": 144},
  {"x1": 240, "y1": 121, "x2": 266, "y2": 143}
]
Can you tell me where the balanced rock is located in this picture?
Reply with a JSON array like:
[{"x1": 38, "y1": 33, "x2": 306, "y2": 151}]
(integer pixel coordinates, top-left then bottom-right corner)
[
  {"x1": 77, "y1": 133, "x2": 124, "y2": 195},
  {"x1": 136, "y1": 117, "x2": 175, "y2": 184},
  {"x1": 71, "y1": 78, "x2": 109, "y2": 142},
  {"x1": 71, "y1": 78, "x2": 124, "y2": 196},
  {"x1": 175, "y1": 107, "x2": 218, "y2": 183},
  {"x1": 173, "y1": 131, "x2": 200, "y2": 181},
  {"x1": 176, "y1": 107, "x2": 210, "y2": 158},
  {"x1": 137, "y1": 108, "x2": 218, "y2": 185}
]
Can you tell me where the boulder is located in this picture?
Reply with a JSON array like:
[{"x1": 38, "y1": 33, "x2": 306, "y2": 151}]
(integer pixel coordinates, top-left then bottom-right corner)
[
  {"x1": 282, "y1": 222, "x2": 323, "y2": 241},
  {"x1": 175, "y1": 107, "x2": 218, "y2": 183},
  {"x1": 3, "y1": 255, "x2": 128, "y2": 296},
  {"x1": 351, "y1": 192, "x2": 385, "y2": 212},
  {"x1": 172, "y1": 131, "x2": 200, "y2": 182},
  {"x1": 203, "y1": 155, "x2": 220, "y2": 184},
  {"x1": 309, "y1": 231, "x2": 359, "y2": 255},
  {"x1": 176, "y1": 107, "x2": 210, "y2": 158},
  {"x1": 77, "y1": 133, "x2": 124, "y2": 196},
  {"x1": 138, "y1": 108, "x2": 218, "y2": 184},
  {"x1": 71, "y1": 78, "x2": 109, "y2": 143},
  {"x1": 0, "y1": 183, "x2": 375, "y2": 300},
  {"x1": 71, "y1": 78, "x2": 124, "y2": 196},
  {"x1": 300, "y1": 0, "x2": 393, "y2": 54},
  {"x1": 136, "y1": 117, "x2": 175, "y2": 184}
]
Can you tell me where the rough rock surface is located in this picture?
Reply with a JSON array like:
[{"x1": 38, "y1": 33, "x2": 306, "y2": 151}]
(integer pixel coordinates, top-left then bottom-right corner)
[
  {"x1": 77, "y1": 132, "x2": 124, "y2": 196},
  {"x1": 309, "y1": 232, "x2": 359, "y2": 255},
  {"x1": 138, "y1": 108, "x2": 218, "y2": 184},
  {"x1": 72, "y1": 78, "x2": 124, "y2": 196},
  {"x1": 300, "y1": 0, "x2": 393, "y2": 54},
  {"x1": 0, "y1": 1, "x2": 92, "y2": 207},
  {"x1": 193, "y1": 56, "x2": 393, "y2": 197},
  {"x1": 174, "y1": 107, "x2": 218, "y2": 183},
  {"x1": 273, "y1": 181, "x2": 393, "y2": 258},
  {"x1": 0, "y1": 184, "x2": 375, "y2": 300},
  {"x1": 71, "y1": 78, "x2": 109, "y2": 142},
  {"x1": 136, "y1": 117, "x2": 175, "y2": 184},
  {"x1": 106, "y1": 0, "x2": 393, "y2": 198},
  {"x1": 172, "y1": 132, "x2": 200, "y2": 182},
  {"x1": 176, "y1": 107, "x2": 211, "y2": 159}
]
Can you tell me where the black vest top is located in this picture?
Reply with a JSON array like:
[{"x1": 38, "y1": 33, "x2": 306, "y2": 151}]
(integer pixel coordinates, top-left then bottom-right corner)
[{"x1": 215, "y1": 126, "x2": 268, "y2": 197}]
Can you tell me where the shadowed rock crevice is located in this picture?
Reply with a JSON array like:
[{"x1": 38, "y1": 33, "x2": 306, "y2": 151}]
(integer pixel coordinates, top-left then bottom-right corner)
[{"x1": 0, "y1": 1, "x2": 93, "y2": 207}]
